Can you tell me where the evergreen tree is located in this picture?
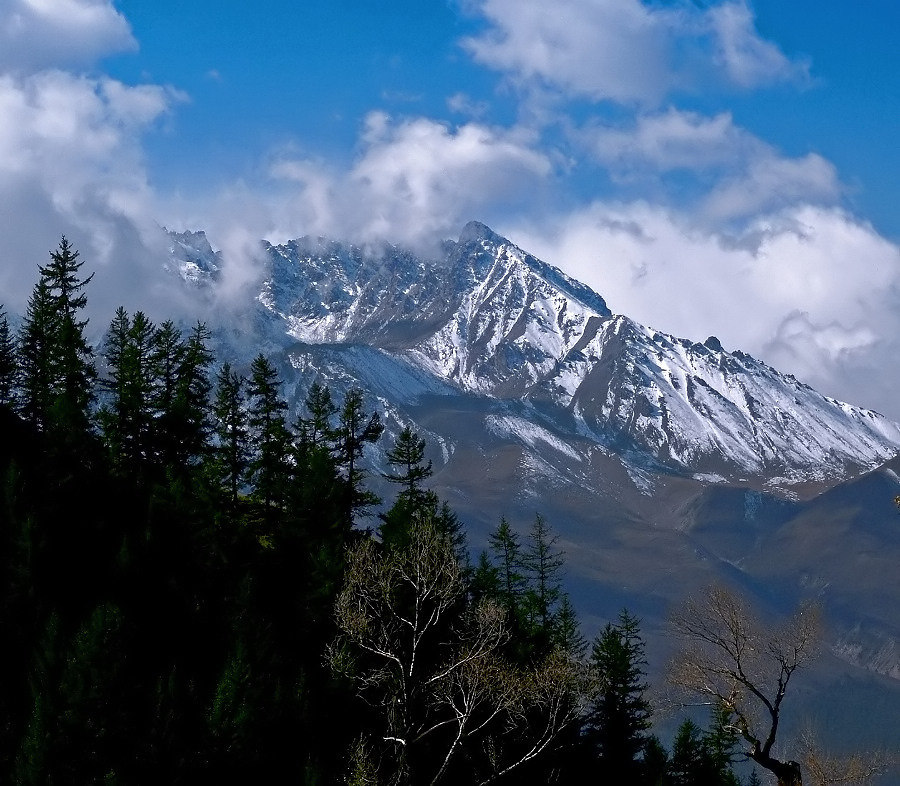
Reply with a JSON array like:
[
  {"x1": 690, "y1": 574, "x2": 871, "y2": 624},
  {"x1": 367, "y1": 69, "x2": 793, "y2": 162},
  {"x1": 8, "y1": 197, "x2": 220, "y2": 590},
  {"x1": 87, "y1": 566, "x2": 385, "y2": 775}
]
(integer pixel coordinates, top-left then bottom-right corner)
[
  {"x1": 0, "y1": 306, "x2": 17, "y2": 407},
  {"x1": 38, "y1": 236, "x2": 96, "y2": 440},
  {"x1": 170, "y1": 322, "x2": 213, "y2": 467},
  {"x1": 296, "y1": 381, "x2": 336, "y2": 449},
  {"x1": 211, "y1": 362, "x2": 249, "y2": 509},
  {"x1": 17, "y1": 280, "x2": 56, "y2": 431},
  {"x1": 246, "y1": 354, "x2": 291, "y2": 520},
  {"x1": 669, "y1": 719, "x2": 711, "y2": 786},
  {"x1": 487, "y1": 516, "x2": 526, "y2": 622},
  {"x1": 331, "y1": 387, "x2": 383, "y2": 527},
  {"x1": 583, "y1": 609, "x2": 652, "y2": 782},
  {"x1": 522, "y1": 513, "x2": 564, "y2": 637},
  {"x1": 703, "y1": 703, "x2": 741, "y2": 786},
  {"x1": 100, "y1": 309, "x2": 158, "y2": 477},
  {"x1": 643, "y1": 735, "x2": 670, "y2": 786},
  {"x1": 151, "y1": 320, "x2": 185, "y2": 464},
  {"x1": 553, "y1": 595, "x2": 587, "y2": 658},
  {"x1": 383, "y1": 425, "x2": 432, "y2": 503}
]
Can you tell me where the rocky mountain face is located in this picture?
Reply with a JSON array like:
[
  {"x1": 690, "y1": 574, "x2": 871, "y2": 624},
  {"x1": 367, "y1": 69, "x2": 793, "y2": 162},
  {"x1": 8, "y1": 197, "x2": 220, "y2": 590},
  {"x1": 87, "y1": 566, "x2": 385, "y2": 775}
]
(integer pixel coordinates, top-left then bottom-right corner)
[
  {"x1": 168, "y1": 222, "x2": 900, "y2": 742},
  {"x1": 176, "y1": 220, "x2": 900, "y2": 488}
]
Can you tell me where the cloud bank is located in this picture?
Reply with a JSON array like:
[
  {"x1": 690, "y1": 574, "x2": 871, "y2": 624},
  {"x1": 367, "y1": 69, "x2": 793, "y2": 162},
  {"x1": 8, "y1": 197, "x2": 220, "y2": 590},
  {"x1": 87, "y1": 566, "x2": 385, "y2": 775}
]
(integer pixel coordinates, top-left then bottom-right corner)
[{"x1": 1, "y1": 0, "x2": 899, "y2": 421}]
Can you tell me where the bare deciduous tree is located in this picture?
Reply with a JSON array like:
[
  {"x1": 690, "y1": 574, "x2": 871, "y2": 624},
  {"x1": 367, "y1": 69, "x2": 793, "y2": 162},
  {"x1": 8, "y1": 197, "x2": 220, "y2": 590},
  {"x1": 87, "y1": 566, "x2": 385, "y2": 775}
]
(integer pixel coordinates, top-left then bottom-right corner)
[
  {"x1": 669, "y1": 585, "x2": 823, "y2": 786},
  {"x1": 798, "y1": 728, "x2": 896, "y2": 786},
  {"x1": 332, "y1": 513, "x2": 582, "y2": 786}
]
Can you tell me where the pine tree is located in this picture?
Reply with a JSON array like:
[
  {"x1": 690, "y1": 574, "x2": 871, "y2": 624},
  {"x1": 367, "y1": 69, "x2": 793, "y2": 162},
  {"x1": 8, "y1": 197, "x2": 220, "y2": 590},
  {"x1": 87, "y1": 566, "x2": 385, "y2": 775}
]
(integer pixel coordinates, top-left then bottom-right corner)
[
  {"x1": 212, "y1": 362, "x2": 249, "y2": 509},
  {"x1": 296, "y1": 382, "x2": 336, "y2": 449},
  {"x1": 488, "y1": 516, "x2": 526, "y2": 622},
  {"x1": 0, "y1": 306, "x2": 17, "y2": 407},
  {"x1": 171, "y1": 322, "x2": 213, "y2": 467},
  {"x1": 383, "y1": 425, "x2": 432, "y2": 503},
  {"x1": 246, "y1": 354, "x2": 291, "y2": 520},
  {"x1": 17, "y1": 280, "x2": 56, "y2": 431},
  {"x1": 100, "y1": 309, "x2": 158, "y2": 476},
  {"x1": 331, "y1": 387, "x2": 383, "y2": 527},
  {"x1": 669, "y1": 719, "x2": 710, "y2": 786},
  {"x1": 151, "y1": 320, "x2": 185, "y2": 464},
  {"x1": 583, "y1": 609, "x2": 652, "y2": 782},
  {"x1": 522, "y1": 513, "x2": 564, "y2": 637},
  {"x1": 38, "y1": 236, "x2": 96, "y2": 440},
  {"x1": 553, "y1": 595, "x2": 587, "y2": 658},
  {"x1": 703, "y1": 703, "x2": 741, "y2": 786}
]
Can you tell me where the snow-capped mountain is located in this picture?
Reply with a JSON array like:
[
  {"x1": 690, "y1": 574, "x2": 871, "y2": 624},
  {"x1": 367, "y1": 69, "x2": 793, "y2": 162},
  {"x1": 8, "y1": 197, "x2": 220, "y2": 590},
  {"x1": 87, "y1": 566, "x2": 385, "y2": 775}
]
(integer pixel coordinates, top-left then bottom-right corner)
[
  {"x1": 168, "y1": 221, "x2": 900, "y2": 734},
  {"x1": 174, "y1": 220, "x2": 900, "y2": 488}
]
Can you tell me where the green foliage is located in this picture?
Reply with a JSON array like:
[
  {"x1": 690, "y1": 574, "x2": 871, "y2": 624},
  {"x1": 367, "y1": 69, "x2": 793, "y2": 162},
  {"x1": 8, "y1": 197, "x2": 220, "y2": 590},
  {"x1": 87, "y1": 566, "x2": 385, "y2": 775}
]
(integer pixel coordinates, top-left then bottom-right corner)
[
  {"x1": 522, "y1": 513, "x2": 565, "y2": 637},
  {"x1": 331, "y1": 387, "x2": 384, "y2": 526},
  {"x1": 17, "y1": 279, "x2": 56, "y2": 431},
  {"x1": 0, "y1": 242, "x2": 764, "y2": 786},
  {"x1": 0, "y1": 306, "x2": 16, "y2": 407},
  {"x1": 383, "y1": 424, "x2": 432, "y2": 502},
  {"x1": 246, "y1": 353, "x2": 291, "y2": 518},
  {"x1": 211, "y1": 362, "x2": 249, "y2": 508},
  {"x1": 583, "y1": 609, "x2": 653, "y2": 782}
]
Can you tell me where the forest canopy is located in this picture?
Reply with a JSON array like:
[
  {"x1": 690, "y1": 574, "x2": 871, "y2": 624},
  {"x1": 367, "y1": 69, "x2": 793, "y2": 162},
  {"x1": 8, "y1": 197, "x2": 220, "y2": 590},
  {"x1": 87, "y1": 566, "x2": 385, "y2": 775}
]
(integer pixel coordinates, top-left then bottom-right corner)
[{"x1": 0, "y1": 238, "x2": 878, "y2": 785}]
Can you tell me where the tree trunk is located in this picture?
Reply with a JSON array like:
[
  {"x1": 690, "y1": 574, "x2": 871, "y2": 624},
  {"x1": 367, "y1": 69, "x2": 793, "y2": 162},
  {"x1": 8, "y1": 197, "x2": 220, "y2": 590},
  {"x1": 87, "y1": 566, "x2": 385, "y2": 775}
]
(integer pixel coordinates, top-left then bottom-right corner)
[{"x1": 755, "y1": 755, "x2": 802, "y2": 786}]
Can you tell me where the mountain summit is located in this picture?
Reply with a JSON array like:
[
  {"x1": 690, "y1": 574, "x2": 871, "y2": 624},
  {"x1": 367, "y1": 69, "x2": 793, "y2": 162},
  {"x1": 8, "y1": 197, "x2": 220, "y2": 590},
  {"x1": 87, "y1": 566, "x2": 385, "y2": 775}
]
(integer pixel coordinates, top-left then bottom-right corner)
[{"x1": 172, "y1": 222, "x2": 900, "y2": 490}]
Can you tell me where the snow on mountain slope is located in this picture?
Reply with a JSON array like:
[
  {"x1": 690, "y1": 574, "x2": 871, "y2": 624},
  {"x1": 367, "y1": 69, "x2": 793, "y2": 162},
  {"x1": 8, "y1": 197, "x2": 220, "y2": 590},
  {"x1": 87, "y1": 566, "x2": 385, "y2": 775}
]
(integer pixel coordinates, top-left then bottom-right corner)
[{"x1": 170, "y1": 221, "x2": 900, "y2": 486}]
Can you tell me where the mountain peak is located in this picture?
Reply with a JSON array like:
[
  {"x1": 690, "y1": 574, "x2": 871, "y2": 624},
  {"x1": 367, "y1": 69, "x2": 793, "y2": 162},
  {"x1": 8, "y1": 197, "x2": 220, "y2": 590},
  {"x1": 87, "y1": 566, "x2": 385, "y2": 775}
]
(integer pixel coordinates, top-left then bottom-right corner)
[{"x1": 458, "y1": 220, "x2": 507, "y2": 247}]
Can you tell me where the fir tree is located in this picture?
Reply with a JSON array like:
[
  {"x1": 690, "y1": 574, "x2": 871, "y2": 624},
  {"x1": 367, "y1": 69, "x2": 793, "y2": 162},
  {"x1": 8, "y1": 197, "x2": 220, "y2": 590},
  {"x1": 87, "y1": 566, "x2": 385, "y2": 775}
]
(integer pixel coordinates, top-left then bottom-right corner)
[
  {"x1": 17, "y1": 280, "x2": 56, "y2": 431},
  {"x1": 297, "y1": 381, "x2": 336, "y2": 449},
  {"x1": 331, "y1": 387, "x2": 383, "y2": 527},
  {"x1": 383, "y1": 425, "x2": 432, "y2": 503},
  {"x1": 38, "y1": 236, "x2": 96, "y2": 440},
  {"x1": 151, "y1": 320, "x2": 185, "y2": 464},
  {"x1": 211, "y1": 362, "x2": 249, "y2": 509},
  {"x1": 703, "y1": 703, "x2": 741, "y2": 786},
  {"x1": 246, "y1": 354, "x2": 291, "y2": 520},
  {"x1": 553, "y1": 595, "x2": 587, "y2": 658},
  {"x1": 100, "y1": 309, "x2": 158, "y2": 476},
  {"x1": 0, "y1": 306, "x2": 17, "y2": 407},
  {"x1": 669, "y1": 719, "x2": 710, "y2": 786},
  {"x1": 583, "y1": 609, "x2": 652, "y2": 782},
  {"x1": 488, "y1": 516, "x2": 526, "y2": 622},
  {"x1": 522, "y1": 513, "x2": 565, "y2": 637},
  {"x1": 171, "y1": 322, "x2": 213, "y2": 467}
]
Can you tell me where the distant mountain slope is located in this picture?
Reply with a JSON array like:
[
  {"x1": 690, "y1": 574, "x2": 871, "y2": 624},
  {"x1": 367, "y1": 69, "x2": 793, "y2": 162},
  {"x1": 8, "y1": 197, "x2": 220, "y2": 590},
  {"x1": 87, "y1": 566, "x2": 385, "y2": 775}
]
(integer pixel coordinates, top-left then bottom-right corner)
[
  {"x1": 167, "y1": 221, "x2": 900, "y2": 752},
  {"x1": 171, "y1": 220, "x2": 900, "y2": 488}
]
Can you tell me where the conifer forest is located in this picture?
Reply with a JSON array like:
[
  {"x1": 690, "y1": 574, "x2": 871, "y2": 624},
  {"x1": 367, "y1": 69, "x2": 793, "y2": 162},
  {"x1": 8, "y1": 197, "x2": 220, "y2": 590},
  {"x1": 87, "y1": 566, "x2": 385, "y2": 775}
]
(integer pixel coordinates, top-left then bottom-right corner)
[{"x1": 0, "y1": 239, "x2": 878, "y2": 785}]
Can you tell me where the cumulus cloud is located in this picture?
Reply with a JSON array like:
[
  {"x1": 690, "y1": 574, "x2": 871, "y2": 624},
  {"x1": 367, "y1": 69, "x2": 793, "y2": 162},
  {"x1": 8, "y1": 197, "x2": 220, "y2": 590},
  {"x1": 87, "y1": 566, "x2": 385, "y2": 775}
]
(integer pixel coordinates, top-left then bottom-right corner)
[
  {"x1": 580, "y1": 108, "x2": 841, "y2": 223},
  {"x1": 707, "y1": 2, "x2": 809, "y2": 88},
  {"x1": 0, "y1": 0, "x2": 136, "y2": 73},
  {"x1": 266, "y1": 112, "x2": 553, "y2": 252},
  {"x1": 462, "y1": 0, "x2": 805, "y2": 104},
  {"x1": 0, "y1": 68, "x2": 186, "y2": 319},
  {"x1": 584, "y1": 108, "x2": 753, "y2": 171},
  {"x1": 701, "y1": 151, "x2": 839, "y2": 222},
  {"x1": 505, "y1": 202, "x2": 900, "y2": 417}
]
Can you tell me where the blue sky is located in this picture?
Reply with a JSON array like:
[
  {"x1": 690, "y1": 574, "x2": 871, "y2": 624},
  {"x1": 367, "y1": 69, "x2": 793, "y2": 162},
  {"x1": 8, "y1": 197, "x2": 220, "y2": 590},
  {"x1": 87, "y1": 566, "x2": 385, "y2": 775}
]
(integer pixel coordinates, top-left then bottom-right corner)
[{"x1": 1, "y1": 0, "x2": 900, "y2": 418}]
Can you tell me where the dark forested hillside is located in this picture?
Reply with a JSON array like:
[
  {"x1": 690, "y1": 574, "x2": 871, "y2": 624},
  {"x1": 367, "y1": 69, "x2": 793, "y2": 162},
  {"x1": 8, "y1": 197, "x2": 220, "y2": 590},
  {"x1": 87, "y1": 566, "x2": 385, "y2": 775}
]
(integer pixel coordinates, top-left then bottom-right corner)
[{"x1": 0, "y1": 240, "x2": 888, "y2": 785}]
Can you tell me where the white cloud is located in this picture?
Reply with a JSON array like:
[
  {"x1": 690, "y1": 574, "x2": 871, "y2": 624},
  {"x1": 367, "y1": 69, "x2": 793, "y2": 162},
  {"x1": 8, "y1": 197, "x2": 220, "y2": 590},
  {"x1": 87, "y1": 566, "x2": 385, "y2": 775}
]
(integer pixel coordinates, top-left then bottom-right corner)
[
  {"x1": 462, "y1": 0, "x2": 672, "y2": 104},
  {"x1": 266, "y1": 113, "x2": 553, "y2": 251},
  {"x1": 707, "y1": 2, "x2": 809, "y2": 88},
  {"x1": 0, "y1": 69, "x2": 185, "y2": 319},
  {"x1": 579, "y1": 108, "x2": 841, "y2": 223},
  {"x1": 462, "y1": 0, "x2": 806, "y2": 104},
  {"x1": 0, "y1": 0, "x2": 136, "y2": 73},
  {"x1": 584, "y1": 108, "x2": 753, "y2": 171},
  {"x1": 701, "y1": 152, "x2": 840, "y2": 221},
  {"x1": 504, "y1": 202, "x2": 900, "y2": 418}
]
